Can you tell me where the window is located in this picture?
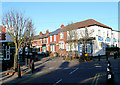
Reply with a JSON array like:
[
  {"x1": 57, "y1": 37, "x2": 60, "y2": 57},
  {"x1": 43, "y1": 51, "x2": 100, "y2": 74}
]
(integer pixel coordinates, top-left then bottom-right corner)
[
  {"x1": 54, "y1": 35, "x2": 56, "y2": 41},
  {"x1": 37, "y1": 41, "x2": 39, "y2": 45},
  {"x1": 67, "y1": 31, "x2": 69, "y2": 40},
  {"x1": 98, "y1": 30, "x2": 101, "y2": 36},
  {"x1": 107, "y1": 31, "x2": 109, "y2": 37},
  {"x1": 66, "y1": 43, "x2": 70, "y2": 51},
  {"x1": 103, "y1": 32, "x2": 105, "y2": 37},
  {"x1": 50, "y1": 45, "x2": 55, "y2": 52},
  {"x1": 59, "y1": 43, "x2": 64, "y2": 49},
  {"x1": 50, "y1": 36, "x2": 52, "y2": 42},
  {"x1": 41, "y1": 39, "x2": 42, "y2": 44},
  {"x1": 47, "y1": 38, "x2": 48, "y2": 44},
  {"x1": 112, "y1": 33, "x2": 114, "y2": 38},
  {"x1": 43, "y1": 38, "x2": 45, "y2": 43},
  {"x1": 60, "y1": 32, "x2": 63, "y2": 39}
]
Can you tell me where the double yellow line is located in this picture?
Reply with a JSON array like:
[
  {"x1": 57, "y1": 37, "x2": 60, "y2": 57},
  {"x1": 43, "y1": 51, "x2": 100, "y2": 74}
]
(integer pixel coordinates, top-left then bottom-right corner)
[{"x1": 92, "y1": 73, "x2": 100, "y2": 85}]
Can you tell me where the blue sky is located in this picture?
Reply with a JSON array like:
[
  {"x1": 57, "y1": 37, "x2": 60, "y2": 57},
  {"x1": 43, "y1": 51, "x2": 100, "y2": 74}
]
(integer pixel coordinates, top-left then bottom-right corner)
[{"x1": 2, "y1": 2, "x2": 118, "y2": 35}]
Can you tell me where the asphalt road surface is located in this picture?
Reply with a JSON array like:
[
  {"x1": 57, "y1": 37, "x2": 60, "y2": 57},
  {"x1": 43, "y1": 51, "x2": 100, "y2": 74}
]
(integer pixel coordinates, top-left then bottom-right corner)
[{"x1": 2, "y1": 57, "x2": 120, "y2": 85}]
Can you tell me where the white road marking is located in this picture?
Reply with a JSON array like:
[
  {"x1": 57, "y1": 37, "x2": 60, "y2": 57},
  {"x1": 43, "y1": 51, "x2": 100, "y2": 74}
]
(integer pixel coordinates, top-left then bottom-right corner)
[
  {"x1": 49, "y1": 67, "x2": 54, "y2": 69},
  {"x1": 53, "y1": 79, "x2": 62, "y2": 85},
  {"x1": 95, "y1": 66, "x2": 102, "y2": 67},
  {"x1": 69, "y1": 68, "x2": 79, "y2": 75}
]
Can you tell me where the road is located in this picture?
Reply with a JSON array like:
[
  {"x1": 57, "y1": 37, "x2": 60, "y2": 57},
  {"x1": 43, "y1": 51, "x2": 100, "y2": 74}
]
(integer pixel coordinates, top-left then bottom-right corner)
[{"x1": 2, "y1": 57, "x2": 120, "y2": 85}]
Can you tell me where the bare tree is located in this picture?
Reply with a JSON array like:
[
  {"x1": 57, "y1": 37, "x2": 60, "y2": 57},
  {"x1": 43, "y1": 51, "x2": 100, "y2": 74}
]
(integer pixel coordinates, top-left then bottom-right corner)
[
  {"x1": 79, "y1": 27, "x2": 94, "y2": 58},
  {"x1": 2, "y1": 10, "x2": 34, "y2": 71},
  {"x1": 66, "y1": 23, "x2": 77, "y2": 57}
]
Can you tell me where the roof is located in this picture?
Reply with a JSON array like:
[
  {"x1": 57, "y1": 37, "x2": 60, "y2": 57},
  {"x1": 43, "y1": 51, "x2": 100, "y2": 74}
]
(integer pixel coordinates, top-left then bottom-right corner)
[
  {"x1": 33, "y1": 34, "x2": 47, "y2": 40},
  {"x1": 61, "y1": 19, "x2": 112, "y2": 32},
  {"x1": 48, "y1": 28, "x2": 61, "y2": 36},
  {"x1": 33, "y1": 28, "x2": 61, "y2": 40}
]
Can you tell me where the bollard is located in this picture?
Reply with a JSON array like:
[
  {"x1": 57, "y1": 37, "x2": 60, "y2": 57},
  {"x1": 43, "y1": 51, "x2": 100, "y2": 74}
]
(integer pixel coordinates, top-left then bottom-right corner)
[
  {"x1": 106, "y1": 55, "x2": 108, "y2": 61},
  {"x1": 70, "y1": 55, "x2": 72, "y2": 61},
  {"x1": 114, "y1": 52, "x2": 116, "y2": 59},
  {"x1": 107, "y1": 71, "x2": 114, "y2": 85},
  {"x1": 25, "y1": 58, "x2": 28, "y2": 66},
  {"x1": 31, "y1": 60, "x2": 34, "y2": 74},
  {"x1": 107, "y1": 66, "x2": 111, "y2": 72},
  {"x1": 106, "y1": 61, "x2": 114, "y2": 85},
  {"x1": 18, "y1": 64, "x2": 21, "y2": 78},
  {"x1": 28, "y1": 58, "x2": 31, "y2": 69},
  {"x1": 107, "y1": 61, "x2": 111, "y2": 67},
  {"x1": 98, "y1": 54, "x2": 100, "y2": 61}
]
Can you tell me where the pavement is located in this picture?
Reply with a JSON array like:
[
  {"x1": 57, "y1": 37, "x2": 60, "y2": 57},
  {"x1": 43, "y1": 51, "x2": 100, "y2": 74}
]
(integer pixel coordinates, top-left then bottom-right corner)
[
  {"x1": 1, "y1": 56, "x2": 56, "y2": 84},
  {"x1": 1, "y1": 56, "x2": 120, "y2": 85}
]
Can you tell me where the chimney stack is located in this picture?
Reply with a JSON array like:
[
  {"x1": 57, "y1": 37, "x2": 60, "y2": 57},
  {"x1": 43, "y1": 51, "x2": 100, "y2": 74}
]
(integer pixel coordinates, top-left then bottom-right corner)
[
  {"x1": 61, "y1": 24, "x2": 64, "y2": 28},
  {"x1": 46, "y1": 30, "x2": 49, "y2": 35},
  {"x1": 39, "y1": 32, "x2": 42, "y2": 36},
  {"x1": 2, "y1": 26, "x2": 6, "y2": 32}
]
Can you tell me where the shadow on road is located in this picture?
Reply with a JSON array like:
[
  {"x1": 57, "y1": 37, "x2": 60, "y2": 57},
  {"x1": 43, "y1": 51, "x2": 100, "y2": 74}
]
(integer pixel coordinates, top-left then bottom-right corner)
[
  {"x1": 3, "y1": 58, "x2": 119, "y2": 85},
  {"x1": 59, "y1": 61, "x2": 69, "y2": 68}
]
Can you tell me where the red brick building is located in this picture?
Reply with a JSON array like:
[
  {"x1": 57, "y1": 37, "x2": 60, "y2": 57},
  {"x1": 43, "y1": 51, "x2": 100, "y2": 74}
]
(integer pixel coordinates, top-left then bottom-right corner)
[{"x1": 31, "y1": 25, "x2": 67, "y2": 55}]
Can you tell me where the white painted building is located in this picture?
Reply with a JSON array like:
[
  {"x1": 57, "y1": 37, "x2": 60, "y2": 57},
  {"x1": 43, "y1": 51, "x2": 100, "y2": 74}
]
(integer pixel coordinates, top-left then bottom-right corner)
[{"x1": 62, "y1": 19, "x2": 120, "y2": 56}]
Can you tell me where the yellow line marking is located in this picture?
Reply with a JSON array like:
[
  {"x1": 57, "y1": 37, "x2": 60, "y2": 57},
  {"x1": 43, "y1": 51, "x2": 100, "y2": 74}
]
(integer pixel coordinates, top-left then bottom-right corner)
[
  {"x1": 95, "y1": 73, "x2": 100, "y2": 85},
  {"x1": 80, "y1": 73, "x2": 106, "y2": 84},
  {"x1": 92, "y1": 74, "x2": 98, "y2": 85}
]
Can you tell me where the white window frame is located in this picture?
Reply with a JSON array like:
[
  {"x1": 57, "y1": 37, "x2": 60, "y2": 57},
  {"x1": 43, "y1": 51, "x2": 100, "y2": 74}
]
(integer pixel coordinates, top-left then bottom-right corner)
[
  {"x1": 50, "y1": 36, "x2": 52, "y2": 42},
  {"x1": 47, "y1": 38, "x2": 48, "y2": 44},
  {"x1": 98, "y1": 30, "x2": 101, "y2": 36},
  {"x1": 41, "y1": 39, "x2": 42, "y2": 44},
  {"x1": 43, "y1": 38, "x2": 45, "y2": 43},
  {"x1": 59, "y1": 43, "x2": 64, "y2": 49},
  {"x1": 107, "y1": 31, "x2": 109, "y2": 37},
  {"x1": 54, "y1": 35, "x2": 56, "y2": 41},
  {"x1": 50, "y1": 45, "x2": 55, "y2": 52},
  {"x1": 60, "y1": 32, "x2": 63, "y2": 39}
]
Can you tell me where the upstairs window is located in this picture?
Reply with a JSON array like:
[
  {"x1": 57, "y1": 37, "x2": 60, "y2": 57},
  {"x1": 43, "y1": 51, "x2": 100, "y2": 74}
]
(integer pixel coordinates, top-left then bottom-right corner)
[
  {"x1": 50, "y1": 36, "x2": 52, "y2": 42},
  {"x1": 46, "y1": 38, "x2": 48, "y2": 44},
  {"x1": 98, "y1": 30, "x2": 101, "y2": 36},
  {"x1": 43, "y1": 38, "x2": 45, "y2": 43},
  {"x1": 60, "y1": 32, "x2": 63, "y2": 39},
  {"x1": 107, "y1": 31, "x2": 109, "y2": 37},
  {"x1": 54, "y1": 35, "x2": 56, "y2": 41}
]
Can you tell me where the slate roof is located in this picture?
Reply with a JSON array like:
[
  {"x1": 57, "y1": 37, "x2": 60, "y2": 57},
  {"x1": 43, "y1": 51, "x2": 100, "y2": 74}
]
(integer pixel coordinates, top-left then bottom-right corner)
[
  {"x1": 61, "y1": 19, "x2": 112, "y2": 32},
  {"x1": 48, "y1": 28, "x2": 61, "y2": 36},
  {"x1": 33, "y1": 28, "x2": 61, "y2": 40}
]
